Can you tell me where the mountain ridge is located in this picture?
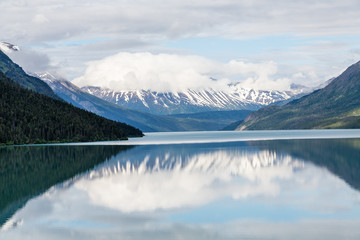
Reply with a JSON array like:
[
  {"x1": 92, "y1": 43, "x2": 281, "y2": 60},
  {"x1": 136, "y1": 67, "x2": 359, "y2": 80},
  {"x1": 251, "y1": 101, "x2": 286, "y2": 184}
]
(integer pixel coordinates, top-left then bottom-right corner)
[{"x1": 81, "y1": 84, "x2": 307, "y2": 115}]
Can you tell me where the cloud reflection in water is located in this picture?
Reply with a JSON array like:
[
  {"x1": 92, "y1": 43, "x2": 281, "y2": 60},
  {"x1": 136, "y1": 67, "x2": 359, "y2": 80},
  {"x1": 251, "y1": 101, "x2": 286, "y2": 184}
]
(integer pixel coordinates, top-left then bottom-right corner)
[{"x1": 78, "y1": 146, "x2": 304, "y2": 212}]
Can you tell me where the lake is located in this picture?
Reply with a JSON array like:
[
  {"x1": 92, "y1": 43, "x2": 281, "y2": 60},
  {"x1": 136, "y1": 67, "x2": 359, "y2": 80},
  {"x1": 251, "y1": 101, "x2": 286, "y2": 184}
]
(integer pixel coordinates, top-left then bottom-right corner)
[{"x1": 1, "y1": 130, "x2": 360, "y2": 239}]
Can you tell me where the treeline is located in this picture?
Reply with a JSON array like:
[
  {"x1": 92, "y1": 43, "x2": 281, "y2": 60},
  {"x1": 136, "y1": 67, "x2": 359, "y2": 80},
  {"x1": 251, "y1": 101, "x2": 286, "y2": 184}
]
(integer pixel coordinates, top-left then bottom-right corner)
[{"x1": 0, "y1": 72, "x2": 143, "y2": 145}]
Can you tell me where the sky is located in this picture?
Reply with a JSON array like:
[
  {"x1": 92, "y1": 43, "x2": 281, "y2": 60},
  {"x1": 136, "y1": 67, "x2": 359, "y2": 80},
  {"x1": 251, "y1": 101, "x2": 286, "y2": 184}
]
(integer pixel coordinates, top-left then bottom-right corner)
[{"x1": 2, "y1": 0, "x2": 360, "y2": 91}]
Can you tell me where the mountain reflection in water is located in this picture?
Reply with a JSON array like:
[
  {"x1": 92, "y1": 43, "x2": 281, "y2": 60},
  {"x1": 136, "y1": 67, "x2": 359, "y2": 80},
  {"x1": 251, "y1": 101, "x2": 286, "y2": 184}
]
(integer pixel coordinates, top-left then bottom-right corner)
[
  {"x1": 251, "y1": 139, "x2": 360, "y2": 191},
  {"x1": 1, "y1": 138, "x2": 360, "y2": 240}
]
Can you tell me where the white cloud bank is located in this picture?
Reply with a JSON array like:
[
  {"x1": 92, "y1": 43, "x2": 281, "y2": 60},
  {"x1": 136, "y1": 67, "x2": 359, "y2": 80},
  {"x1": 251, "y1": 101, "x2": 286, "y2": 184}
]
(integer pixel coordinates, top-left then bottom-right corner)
[
  {"x1": 73, "y1": 52, "x2": 292, "y2": 91},
  {"x1": 2, "y1": 0, "x2": 359, "y2": 87},
  {"x1": 1, "y1": 0, "x2": 359, "y2": 86},
  {"x1": 2, "y1": 1, "x2": 360, "y2": 43}
]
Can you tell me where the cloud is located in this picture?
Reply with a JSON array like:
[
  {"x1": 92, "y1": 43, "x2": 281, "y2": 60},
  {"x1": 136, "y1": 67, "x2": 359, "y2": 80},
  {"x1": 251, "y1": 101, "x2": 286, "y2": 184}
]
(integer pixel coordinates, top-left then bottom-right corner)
[
  {"x1": 2, "y1": 1, "x2": 360, "y2": 85},
  {"x1": 73, "y1": 52, "x2": 291, "y2": 91},
  {"x1": 7, "y1": 49, "x2": 52, "y2": 73},
  {"x1": 1, "y1": 1, "x2": 360, "y2": 43},
  {"x1": 33, "y1": 14, "x2": 49, "y2": 24}
]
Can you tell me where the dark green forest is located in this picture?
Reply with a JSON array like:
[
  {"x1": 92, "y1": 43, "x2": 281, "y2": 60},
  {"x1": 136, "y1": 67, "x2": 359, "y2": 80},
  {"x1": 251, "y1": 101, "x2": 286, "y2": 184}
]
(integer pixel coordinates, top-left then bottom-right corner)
[{"x1": 0, "y1": 72, "x2": 143, "y2": 145}]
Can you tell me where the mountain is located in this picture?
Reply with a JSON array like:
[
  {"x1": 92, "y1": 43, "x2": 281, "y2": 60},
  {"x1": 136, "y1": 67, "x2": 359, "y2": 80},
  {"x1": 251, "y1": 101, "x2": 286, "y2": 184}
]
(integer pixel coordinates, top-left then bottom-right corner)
[
  {"x1": 268, "y1": 84, "x2": 310, "y2": 107},
  {"x1": 222, "y1": 120, "x2": 244, "y2": 131},
  {"x1": 237, "y1": 61, "x2": 360, "y2": 130},
  {"x1": 38, "y1": 73, "x2": 246, "y2": 132},
  {"x1": 82, "y1": 84, "x2": 307, "y2": 115},
  {"x1": 168, "y1": 110, "x2": 252, "y2": 130},
  {"x1": 0, "y1": 71, "x2": 143, "y2": 145},
  {"x1": 0, "y1": 45, "x2": 58, "y2": 99}
]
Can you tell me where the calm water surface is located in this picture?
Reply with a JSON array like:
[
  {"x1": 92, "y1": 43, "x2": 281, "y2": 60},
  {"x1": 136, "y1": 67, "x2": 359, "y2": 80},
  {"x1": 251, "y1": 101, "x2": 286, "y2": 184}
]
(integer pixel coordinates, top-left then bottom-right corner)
[{"x1": 1, "y1": 130, "x2": 360, "y2": 239}]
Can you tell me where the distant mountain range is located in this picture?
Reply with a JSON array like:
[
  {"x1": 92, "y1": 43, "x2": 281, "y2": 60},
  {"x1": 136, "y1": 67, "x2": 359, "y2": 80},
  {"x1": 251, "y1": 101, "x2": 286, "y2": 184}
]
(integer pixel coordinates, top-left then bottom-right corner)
[
  {"x1": 37, "y1": 73, "x2": 251, "y2": 132},
  {"x1": 236, "y1": 61, "x2": 360, "y2": 130},
  {"x1": 82, "y1": 84, "x2": 308, "y2": 115}
]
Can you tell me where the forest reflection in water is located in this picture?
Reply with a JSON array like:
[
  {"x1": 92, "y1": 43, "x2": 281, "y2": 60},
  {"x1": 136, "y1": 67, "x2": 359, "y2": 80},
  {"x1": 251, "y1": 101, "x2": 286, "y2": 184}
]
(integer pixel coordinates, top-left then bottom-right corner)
[
  {"x1": 0, "y1": 145, "x2": 132, "y2": 226},
  {"x1": 1, "y1": 137, "x2": 360, "y2": 239}
]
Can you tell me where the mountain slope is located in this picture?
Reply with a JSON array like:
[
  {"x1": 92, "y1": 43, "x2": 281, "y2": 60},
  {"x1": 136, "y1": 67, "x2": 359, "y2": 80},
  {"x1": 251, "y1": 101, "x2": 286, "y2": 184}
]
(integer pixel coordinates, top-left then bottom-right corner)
[
  {"x1": 38, "y1": 73, "x2": 238, "y2": 132},
  {"x1": 237, "y1": 61, "x2": 360, "y2": 130},
  {"x1": 0, "y1": 49, "x2": 58, "y2": 99},
  {"x1": 168, "y1": 110, "x2": 251, "y2": 130},
  {"x1": 222, "y1": 120, "x2": 244, "y2": 131},
  {"x1": 82, "y1": 85, "x2": 305, "y2": 115},
  {"x1": 0, "y1": 72, "x2": 142, "y2": 145}
]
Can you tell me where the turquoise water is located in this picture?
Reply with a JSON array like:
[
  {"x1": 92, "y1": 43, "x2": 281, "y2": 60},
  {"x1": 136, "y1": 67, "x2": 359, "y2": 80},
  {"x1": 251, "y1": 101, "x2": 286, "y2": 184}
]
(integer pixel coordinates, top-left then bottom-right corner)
[
  {"x1": 62, "y1": 129, "x2": 360, "y2": 145},
  {"x1": 1, "y1": 130, "x2": 360, "y2": 239}
]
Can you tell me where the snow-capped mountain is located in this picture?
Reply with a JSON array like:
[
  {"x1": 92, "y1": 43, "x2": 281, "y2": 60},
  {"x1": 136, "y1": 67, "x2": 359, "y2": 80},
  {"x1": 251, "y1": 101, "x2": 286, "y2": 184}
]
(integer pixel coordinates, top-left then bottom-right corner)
[
  {"x1": 0, "y1": 42, "x2": 20, "y2": 54},
  {"x1": 82, "y1": 84, "x2": 309, "y2": 115},
  {"x1": 37, "y1": 72, "x2": 251, "y2": 131}
]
